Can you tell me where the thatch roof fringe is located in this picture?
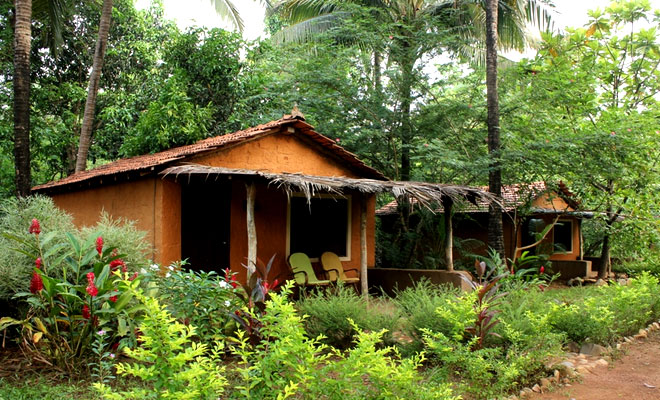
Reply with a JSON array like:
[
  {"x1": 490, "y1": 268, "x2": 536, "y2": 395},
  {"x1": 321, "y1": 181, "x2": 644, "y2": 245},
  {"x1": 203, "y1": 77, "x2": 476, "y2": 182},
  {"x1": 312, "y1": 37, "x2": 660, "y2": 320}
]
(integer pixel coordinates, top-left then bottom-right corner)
[{"x1": 161, "y1": 164, "x2": 500, "y2": 210}]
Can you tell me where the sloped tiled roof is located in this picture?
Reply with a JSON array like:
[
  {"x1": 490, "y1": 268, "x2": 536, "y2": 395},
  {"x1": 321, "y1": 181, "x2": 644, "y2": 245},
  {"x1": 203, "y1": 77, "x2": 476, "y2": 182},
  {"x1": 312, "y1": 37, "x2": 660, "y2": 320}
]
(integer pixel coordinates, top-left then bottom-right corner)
[
  {"x1": 376, "y1": 181, "x2": 578, "y2": 215},
  {"x1": 33, "y1": 115, "x2": 386, "y2": 193}
]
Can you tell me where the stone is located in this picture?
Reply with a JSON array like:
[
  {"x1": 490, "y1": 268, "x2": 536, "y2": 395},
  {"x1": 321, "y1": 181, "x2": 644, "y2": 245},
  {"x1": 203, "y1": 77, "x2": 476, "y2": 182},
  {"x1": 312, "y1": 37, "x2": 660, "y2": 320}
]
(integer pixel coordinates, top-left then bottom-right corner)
[
  {"x1": 617, "y1": 278, "x2": 629, "y2": 286},
  {"x1": 565, "y1": 342, "x2": 580, "y2": 353},
  {"x1": 540, "y1": 378, "x2": 551, "y2": 389},
  {"x1": 616, "y1": 343, "x2": 622, "y2": 350},
  {"x1": 624, "y1": 336, "x2": 634, "y2": 343},
  {"x1": 532, "y1": 384, "x2": 541, "y2": 393},
  {"x1": 635, "y1": 329, "x2": 648, "y2": 339},
  {"x1": 554, "y1": 369, "x2": 561, "y2": 381},
  {"x1": 559, "y1": 360, "x2": 575, "y2": 370},
  {"x1": 576, "y1": 365, "x2": 592, "y2": 375},
  {"x1": 580, "y1": 342, "x2": 608, "y2": 356},
  {"x1": 567, "y1": 277, "x2": 583, "y2": 287},
  {"x1": 595, "y1": 358, "x2": 609, "y2": 367},
  {"x1": 595, "y1": 278, "x2": 607, "y2": 286},
  {"x1": 577, "y1": 353, "x2": 587, "y2": 359}
]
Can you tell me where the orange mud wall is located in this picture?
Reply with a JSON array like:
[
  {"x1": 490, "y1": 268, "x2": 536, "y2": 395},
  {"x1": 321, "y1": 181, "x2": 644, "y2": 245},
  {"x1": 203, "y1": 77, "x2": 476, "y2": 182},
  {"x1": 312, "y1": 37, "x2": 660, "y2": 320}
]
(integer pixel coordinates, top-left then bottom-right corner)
[{"x1": 49, "y1": 178, "x2": 181, "y2": 265}]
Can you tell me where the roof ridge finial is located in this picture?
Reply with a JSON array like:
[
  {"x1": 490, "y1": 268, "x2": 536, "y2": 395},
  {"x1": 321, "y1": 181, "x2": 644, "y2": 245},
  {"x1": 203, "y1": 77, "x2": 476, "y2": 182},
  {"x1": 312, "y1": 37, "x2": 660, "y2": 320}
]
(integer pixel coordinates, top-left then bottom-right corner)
[{"x1": 291, "y1": 104, "x2": 305, "y2": 121}]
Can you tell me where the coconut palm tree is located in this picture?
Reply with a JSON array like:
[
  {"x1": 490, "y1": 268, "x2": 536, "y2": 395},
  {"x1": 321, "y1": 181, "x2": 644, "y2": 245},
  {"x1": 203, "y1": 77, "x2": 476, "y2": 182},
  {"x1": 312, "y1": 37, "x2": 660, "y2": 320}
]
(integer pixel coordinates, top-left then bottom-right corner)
[
  {"x1": 485, "y1": 0, "x2": 504, "y2": 256},
  {"x1": 13, "y1": 0, "x2": 69, "y2": 196},
  {"x1": 275, "y1": 0, "x2": 552, "y2": 182}
]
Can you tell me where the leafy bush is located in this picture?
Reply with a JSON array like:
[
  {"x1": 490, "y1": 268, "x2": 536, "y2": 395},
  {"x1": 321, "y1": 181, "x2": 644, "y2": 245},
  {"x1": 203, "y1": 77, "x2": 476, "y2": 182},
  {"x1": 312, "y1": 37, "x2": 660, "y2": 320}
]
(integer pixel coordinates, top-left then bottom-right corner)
[
  {"x1": 95, "y1": 281, "x2": 227, "y2": 400},
  {"x1": 0, "y1": 196, "x2": 75, "y2": 300},
  {"x1": 152, "y1": 266, "x2": 241, "y2": 342},
  {"x1": 296, "y1": 283, "x2": 400, "y2": 349},
  {"x1": 0, "y1": 219, "x2": 144, "y2": 372},
  {"x1": 0, "y1": 196, "x2": 149, "y2": 301},
  {"x1": 232, "y1": 282, "x2": 457, "y2": 400}
]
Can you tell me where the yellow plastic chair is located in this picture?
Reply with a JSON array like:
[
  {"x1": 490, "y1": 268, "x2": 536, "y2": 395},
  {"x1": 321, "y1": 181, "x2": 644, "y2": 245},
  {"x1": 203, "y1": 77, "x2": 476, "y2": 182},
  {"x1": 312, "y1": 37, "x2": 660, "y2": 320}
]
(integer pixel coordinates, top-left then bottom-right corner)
[
  {"x1": 288, "y1": 253, "x2": 330, "y2": 287},
  {"x1": 321, "y1": 252, "x2": 360, "y2": 290}
]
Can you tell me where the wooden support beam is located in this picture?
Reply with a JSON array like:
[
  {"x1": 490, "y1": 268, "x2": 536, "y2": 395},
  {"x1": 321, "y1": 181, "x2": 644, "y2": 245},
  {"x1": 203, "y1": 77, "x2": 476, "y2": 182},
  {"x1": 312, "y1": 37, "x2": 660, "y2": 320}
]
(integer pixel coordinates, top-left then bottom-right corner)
[
  {"x1": 246, "y1": 183, "x2": 257, "y2": 274},
  {"x1": 360, "y1": 195, "x2": 368, "y2": 298},
  {"x1": 443, "y1": 197, "x2": 454, "y2": 271}
]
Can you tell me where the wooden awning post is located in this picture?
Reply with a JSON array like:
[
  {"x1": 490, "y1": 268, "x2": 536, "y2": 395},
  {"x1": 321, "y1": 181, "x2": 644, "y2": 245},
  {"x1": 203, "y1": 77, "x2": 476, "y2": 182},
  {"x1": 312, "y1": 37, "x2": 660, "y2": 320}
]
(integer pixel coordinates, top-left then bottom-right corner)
[
  {"x1": 246, "y1": 183, "x2": 257, "y2": 275},
  {"x1": 442, "y1": 197, "x2": 454, "y2": 271},
  {"x1": 360, "y1": 195, "x2": 368, "y2": 298}
]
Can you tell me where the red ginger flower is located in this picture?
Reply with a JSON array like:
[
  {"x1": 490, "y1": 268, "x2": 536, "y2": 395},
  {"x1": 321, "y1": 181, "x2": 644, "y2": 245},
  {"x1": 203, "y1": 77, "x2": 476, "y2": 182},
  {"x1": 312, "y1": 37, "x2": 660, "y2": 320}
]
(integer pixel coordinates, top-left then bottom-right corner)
[
  {"x1": 109, "y1": 295, "x2": 118, "y2": 303},
  {"x1": 30, "y1": 272, "x2": 43, "y2": 294},
  {"x1": 230, "y1": 274, "x2": 238, "y2": 288},
  {"x1": 82, "y1": 304, "x2": 91, "y2": 319},
  {"x1": 110, "y1": 259, "x2": 125, "y2": 272},
  {"x1": 35, "y1": 257, "x2": 42, "y2": 269},
  {"x1": 95, "y1": 237, "x2": 103, "y2": 256},
  {"x1": 540, "y1": 266, "x2": 545, "y2": 274},
  {"x1": 86, "y1": 272, "x2": 98, "y2": 297},
  {"x1": 29, "y1": 219, "x2": 41, "y2": 235},
  {"x1": 263, "y1": 279, "x2": 279, "y2": 295}
]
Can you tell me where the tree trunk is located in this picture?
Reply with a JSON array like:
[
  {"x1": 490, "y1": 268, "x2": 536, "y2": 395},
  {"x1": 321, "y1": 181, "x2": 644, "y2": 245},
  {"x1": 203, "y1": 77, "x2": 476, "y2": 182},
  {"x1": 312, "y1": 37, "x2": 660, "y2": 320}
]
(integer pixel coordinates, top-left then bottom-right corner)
[
  {"x1": 485, "y1": 0, "x2": 505, "y2": 258},
  {"x1": 75, "y1": 0, "x2": 113, "y2": 173},
  {"x1": 443, "y1": 197, "x2": 454, "y2": 271},
  {"x1": 360, "y1": 195, "x2": 368, "y2": 298},
  {"x1": 598, "y1": 231, "x2": 611, "y2": 280},
  {"x1": 373, "y1": 49, "x2": 382, "y2": 94},
  {"x1": 13, "y1": 0, "x2": 32, "y2": 197},
  {"x1": 398, "y1": 40, "x2": 415, "y2": 182}
]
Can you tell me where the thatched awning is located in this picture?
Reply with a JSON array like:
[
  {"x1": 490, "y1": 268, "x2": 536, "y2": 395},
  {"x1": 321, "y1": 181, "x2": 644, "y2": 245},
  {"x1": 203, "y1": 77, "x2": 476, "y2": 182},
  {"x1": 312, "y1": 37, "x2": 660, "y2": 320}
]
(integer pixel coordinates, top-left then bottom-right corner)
[{"x1": 160, "y1": 164, "x2": 500, "y2": 211}]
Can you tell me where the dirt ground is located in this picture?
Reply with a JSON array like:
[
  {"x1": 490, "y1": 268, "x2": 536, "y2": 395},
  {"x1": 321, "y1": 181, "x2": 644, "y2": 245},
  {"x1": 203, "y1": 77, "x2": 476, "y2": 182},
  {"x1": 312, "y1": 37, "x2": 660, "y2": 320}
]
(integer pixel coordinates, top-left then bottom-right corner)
[{"x1": 528, "y1": 329, "x2": 660, "y2": 400}]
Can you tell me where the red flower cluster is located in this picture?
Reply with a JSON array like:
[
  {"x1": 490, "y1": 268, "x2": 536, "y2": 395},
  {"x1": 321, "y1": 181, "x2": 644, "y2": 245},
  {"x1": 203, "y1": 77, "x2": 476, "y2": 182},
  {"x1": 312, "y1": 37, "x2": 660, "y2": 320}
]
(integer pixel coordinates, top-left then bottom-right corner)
[
  {"x1": 109, "y1": 295, "x2": 118, "y2": 303},
  {"x1": 110, "y1": 259, "x2": 127, "y2": 273},
  {"x1": 95, "y1": 237, "x2": 104, "y2": 256},
  {"x1": 539, "y1": 266, "x2": 545, "y2": 274},
  {"x1": 29, "y1": 218, "x2": 41, "y2": 235},
  {"x1": 82, "y1": 304, "x2": 91, "y2": 319},
  {"x1": 263, "y1": 279, "x2": 279, "y2": 295},
  {"x1": 29, "y1": 272, "x2": 43, "y2": 294},
  {"x1": 86, "y1": 272, "x2": 98, "y2": 297},
  {"x1": 35, "y1": 257, "x2": 42, "y2": 269},
  {"x1": 224, "y1": 268, "x2": 238, "y2": 288}
]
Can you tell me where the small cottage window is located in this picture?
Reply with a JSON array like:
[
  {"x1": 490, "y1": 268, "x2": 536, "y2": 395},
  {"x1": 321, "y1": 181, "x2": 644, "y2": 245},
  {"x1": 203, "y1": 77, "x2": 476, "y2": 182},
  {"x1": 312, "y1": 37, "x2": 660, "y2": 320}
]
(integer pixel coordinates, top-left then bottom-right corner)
[
  {"x1": 553, "y1": 219, "x2": 573, "y2": 253},
  {"x1": 287, "y1": 195, "x2": 351, "y2": 260}
]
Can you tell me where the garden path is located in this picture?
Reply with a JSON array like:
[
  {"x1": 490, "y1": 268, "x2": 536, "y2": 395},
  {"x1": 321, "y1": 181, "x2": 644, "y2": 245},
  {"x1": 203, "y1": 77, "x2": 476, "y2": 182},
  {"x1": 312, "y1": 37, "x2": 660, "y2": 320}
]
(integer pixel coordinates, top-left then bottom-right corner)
[{"x1": 528, "y1": 329, "x2": 660, "y2": 400}]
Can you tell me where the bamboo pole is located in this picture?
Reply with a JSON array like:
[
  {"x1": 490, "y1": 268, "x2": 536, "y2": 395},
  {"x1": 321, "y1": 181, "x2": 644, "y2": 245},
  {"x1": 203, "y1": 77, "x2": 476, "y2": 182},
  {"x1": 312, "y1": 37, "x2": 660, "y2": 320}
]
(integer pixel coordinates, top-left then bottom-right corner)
[
  {"x1": 246, "y1": 183, "x2": 257, "y2": 274},
  {"x1": 443, "y1": 197, "x2": 454, "y2": 271},
  {"x1": 360, "y1": 195, "x2": 368, "y2": 298}
]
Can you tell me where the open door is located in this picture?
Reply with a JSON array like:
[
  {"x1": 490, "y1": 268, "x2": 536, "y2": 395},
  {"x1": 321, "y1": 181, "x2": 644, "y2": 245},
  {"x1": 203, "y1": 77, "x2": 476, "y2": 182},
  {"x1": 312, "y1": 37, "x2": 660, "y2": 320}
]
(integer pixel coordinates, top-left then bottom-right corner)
[{"x1": 181, "y1": 180, "x2": 231, "y2": 272}]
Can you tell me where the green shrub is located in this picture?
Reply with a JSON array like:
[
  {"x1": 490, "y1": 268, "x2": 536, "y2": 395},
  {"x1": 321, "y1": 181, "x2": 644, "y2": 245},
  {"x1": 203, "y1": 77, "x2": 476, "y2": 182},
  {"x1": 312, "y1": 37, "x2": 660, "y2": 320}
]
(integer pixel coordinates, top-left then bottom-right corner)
[
  {"x1": 0, "y1": 197, "x2": 149, "y2": 301},
  {"x1": 152, "y1": 267, "x2": 241, "y2": 342},
  {"x1": 394, "y1": 279, "x2": 466, "y2": 351},
  {"x1": 95, "y1": 282, "x2": 227, "y2": 400},
  {"x1": 296, "y1": 283, "x2": 400, "y2": 349},
  {"x1": 232, "y1": 283, "x2": 457, "y2": 400},
  {"x1": 0, "y1": 196, "x2": 75, "y2": 300}
]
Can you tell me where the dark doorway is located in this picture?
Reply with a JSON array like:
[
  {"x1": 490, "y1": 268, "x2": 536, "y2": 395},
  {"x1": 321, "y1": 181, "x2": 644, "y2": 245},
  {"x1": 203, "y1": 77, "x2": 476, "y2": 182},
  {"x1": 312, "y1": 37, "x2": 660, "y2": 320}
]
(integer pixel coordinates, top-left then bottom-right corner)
[{"x1": 181, "y1": 180, "x2": 231, "y2": 272}]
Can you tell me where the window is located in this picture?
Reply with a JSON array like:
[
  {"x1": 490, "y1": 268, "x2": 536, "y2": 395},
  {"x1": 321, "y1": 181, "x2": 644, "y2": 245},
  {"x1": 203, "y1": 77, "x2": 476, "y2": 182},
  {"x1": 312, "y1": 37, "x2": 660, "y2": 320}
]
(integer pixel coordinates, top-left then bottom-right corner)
[
  {"x1": 287, "y1": 195, "x2": 351, "y2": 260},
  {"x1": 553, "y1": 219, "x2": 573, "y2": 253}
]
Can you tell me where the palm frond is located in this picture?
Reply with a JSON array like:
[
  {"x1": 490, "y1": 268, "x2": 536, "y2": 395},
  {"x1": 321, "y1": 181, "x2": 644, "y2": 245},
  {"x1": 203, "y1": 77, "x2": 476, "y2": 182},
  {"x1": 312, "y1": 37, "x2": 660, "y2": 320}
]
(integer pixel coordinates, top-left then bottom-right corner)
[
  {"x1": 208, "y1": 0, "x2": 245, "y2": 32},
  {"x1": 271, "y1": 12, "x2": 350, "y2": 44},
  {"x1": 32, "y1": 0, "x2": 69, "y2": 56}
]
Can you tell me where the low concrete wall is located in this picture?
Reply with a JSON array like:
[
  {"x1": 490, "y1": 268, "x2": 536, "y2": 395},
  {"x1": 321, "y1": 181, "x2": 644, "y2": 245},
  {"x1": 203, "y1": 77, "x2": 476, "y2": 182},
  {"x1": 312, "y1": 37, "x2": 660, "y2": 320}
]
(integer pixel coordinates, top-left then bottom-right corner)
[
  {"x1": 368, "y1": 268, "x2": 473, "y2": 296},
  {"x1": 550, "y1": 260, "x2": 594, "y2": 280}
]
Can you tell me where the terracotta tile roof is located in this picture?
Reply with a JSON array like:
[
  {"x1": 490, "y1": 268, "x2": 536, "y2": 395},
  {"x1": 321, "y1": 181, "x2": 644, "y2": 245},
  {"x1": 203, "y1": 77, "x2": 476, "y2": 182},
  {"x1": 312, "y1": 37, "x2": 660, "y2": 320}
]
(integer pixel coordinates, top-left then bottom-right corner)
[
  {"x1": 376, "y1": 181, "x2": 578, "y2": 215},
  {"x1": 33, "y1": 115, "x2": 386, "y2": 193}
]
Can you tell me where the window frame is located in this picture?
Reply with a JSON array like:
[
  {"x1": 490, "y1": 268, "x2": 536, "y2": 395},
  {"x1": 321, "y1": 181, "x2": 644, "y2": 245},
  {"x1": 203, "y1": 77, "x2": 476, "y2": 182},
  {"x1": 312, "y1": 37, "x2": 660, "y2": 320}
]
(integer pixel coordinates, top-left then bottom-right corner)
[
  {"x1": 286, "y1": 193, "x2": 352, "y2": 262},
  {"x1": 552, "y1": 219, "x2": 573, "y2": 254}
]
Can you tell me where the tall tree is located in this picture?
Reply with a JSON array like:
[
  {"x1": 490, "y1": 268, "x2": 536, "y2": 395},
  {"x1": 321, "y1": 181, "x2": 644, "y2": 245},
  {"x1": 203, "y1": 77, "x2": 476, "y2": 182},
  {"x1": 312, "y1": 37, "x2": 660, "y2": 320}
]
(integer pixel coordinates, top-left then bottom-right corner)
[
  {"x1": 12, "y1": 0, "x2": 32, "y2": 196},
  {"x1": 485, "y1": 0, "x2": 504, "y2": 256},
  {"x1": 75, "y1": 0, "x2": 112, "y2": 173}
]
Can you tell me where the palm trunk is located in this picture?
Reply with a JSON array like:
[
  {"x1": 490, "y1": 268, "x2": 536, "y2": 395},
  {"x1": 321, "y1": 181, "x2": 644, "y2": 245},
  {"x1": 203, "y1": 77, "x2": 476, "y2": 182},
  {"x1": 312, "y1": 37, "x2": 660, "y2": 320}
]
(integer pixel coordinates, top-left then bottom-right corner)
[
  {"x1": 485, "y1": 0, "x2": 505, "y2": 257},
  {"x1": 373, "y1": 49, "x2": 382, "y2": 94},
  {"x1": 398, "y1": 45, "x2": 414, "y2": 182},
  {"x1": 13, "y1": 0, "x2": 32, "y2": 197},
  {"x1": 75, "y1": 0, "x2": 113, "y2": 173}
]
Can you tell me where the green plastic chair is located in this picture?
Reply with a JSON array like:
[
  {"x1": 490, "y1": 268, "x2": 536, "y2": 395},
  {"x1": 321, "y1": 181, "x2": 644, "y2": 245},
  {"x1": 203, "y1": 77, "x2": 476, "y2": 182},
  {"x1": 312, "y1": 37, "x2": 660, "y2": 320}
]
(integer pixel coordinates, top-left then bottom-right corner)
[
  {"x1": 288, "y1": 253, "x2": 330, "y2": 286},
  {"x1": 321, "y1": 252, "x2": 360, "y2": 290}
]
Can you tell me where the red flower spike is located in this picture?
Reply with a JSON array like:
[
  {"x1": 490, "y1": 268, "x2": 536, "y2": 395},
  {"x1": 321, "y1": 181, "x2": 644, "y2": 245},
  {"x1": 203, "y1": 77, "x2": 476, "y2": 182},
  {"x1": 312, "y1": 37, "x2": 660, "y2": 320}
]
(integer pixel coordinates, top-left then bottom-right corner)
[
  {"x1": 86, "y1": 272, "x2": 98, "y2": 297},
  {"x1": 109, "y1": 295, "x2": 118, "y2": 303},
  {"x1": 82, "y1": 305, "x2": 91, "y2": 319},
  {"x1": 29, "y1": 219, "x2": 41, "y2": 235},
  {"x1": 109, "y1": 259, "x2": 125, "y2": 272},
  {"x1": 30, "y1": 272, "x2": 43, "y2": 293},
  {"x1": 96, "y1": 237, "x2": 104, "y2": 256},
  {"x1": 129, "y1": 272, "x2": 138, "y2": 281},
  {"x1": 35, "y1": 257, "x2": 42, "y2": 269},
  {"x1": 540, "y1": 266, "x2": 545, "y2": 274}
]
